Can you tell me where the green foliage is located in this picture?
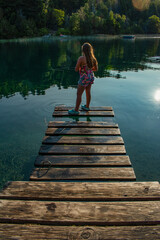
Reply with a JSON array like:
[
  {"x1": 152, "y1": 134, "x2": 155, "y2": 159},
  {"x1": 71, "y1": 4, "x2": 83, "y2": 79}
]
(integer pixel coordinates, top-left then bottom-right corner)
[
  {"x1": 47, "y1": 8, "x2": 65, "y2": 29},
  {"x1": 47, "y1": 0, "x2": 87, "y2": 14},
  {"x1": 0, "y1": 18, "x2": 18, "y2": 39},
  {"x1": 147, "y1": 15, "x2": 160, "y2": 33},
  {"x1": 38, "y1": 27, "x2": 49, "y2": 36},
  {"x1": 68, "y1": 0, "x2": 160, "y2": 35},
  {"x1": 19, "y1": 19, "x2": 38, "y2": 37},
  {"x1": 69, "y1": 12, "x2": 81, "y2": 35},
  {"x1": 53, "y1": 9, "x2": 65, "y2": 27},
  {"x1": 1, "y1": 0, "x2": 160, "y2": 38},
  {"x1": 0, "y1": 0, "x2": 45, "y2": 38},
  {"x1": 56, "y1": 28, "x2": 70, "y2": 36}
]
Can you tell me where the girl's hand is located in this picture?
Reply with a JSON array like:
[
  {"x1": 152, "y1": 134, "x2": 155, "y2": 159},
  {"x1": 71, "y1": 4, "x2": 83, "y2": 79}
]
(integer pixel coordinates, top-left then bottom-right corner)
[{"x1": 92, "y1": 64, "x2": 98, "y2": 71}]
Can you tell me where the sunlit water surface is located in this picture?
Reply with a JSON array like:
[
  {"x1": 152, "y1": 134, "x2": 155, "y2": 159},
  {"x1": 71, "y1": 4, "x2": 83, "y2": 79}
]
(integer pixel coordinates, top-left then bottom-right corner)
[{"x1": 0, "y1": 36, "x2": 160, "y2": 188}]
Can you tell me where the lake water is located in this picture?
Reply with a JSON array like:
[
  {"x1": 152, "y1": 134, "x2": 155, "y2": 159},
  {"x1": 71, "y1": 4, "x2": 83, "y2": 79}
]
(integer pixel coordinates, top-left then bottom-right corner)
[{"x1": 0, "y1": 36, "x2": 160, "y2": 189}]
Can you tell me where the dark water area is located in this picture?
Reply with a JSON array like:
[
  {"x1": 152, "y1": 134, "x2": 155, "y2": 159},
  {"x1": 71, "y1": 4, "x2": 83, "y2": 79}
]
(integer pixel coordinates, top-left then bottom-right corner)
[{"x1": 0, "y1": 36, "x2": 160, "y2": 189}]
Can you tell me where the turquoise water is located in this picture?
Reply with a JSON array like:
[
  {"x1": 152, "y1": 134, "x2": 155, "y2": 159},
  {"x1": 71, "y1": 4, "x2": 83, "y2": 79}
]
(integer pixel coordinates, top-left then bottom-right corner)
[{"x1": 0, "y1": 36, "x2": 160, "y2": 188}]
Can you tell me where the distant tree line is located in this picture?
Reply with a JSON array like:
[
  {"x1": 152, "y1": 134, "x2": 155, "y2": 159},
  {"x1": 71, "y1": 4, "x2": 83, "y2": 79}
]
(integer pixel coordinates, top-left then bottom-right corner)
[{"x1": 1, "y1": 0, "x2": 160, "y2": 39}]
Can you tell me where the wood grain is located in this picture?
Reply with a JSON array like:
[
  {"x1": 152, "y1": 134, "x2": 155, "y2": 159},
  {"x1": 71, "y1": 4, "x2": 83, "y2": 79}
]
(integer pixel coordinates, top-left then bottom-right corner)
[
  {"x1": 1, "y1": 109, "x2": 160, "y2": 238},
  {"x1": 0, "y1": 224, "x2": 160, "y2": 239},
  {"x1": 42, "y1": 136, "x2": 124, "y2": 145},
  {"x1": 34, "y1": 155, "x2": 131, "y2": 167},
  {"x1": 48, "y1": 121, "x2": 118, "y2": 128},
  {"x1": 53, "y1": 111, "x2": 114, "y2": 117},
  {"x1": 30, "y1": 167, "x2": 136, "y2": 181},
  {"x1": 0, "y1": 200, "x2": 160, "y2": 225},
  {"x1": 46, "y1": 128, "x2": 120, "y2": 136},
  {"x1": 0, "y1": 181, "x2": 159, "y2": 201},
  {"x1": 39, "y1": 145, "x2": 126, "y2": 155}
]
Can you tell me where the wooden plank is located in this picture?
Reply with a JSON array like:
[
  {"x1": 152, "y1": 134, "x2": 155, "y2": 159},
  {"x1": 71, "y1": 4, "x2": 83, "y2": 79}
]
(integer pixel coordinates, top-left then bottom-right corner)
[
  {"x1": 0, "y1": 200, "x2": 160, "y2": 225},
  {"x1": 30, "y1": 167, "x2": 136, "y2": 181},
  {"x1": 48, "y1": 121, "x2": 118, "y2": 128},
  {"x1": 1, "y1": 181, "x2": 159, "y2": 201},
  {"x1": 34, "y1": 155, "x2": 131, "y2": 167},
  {"x1": 46, "y1": 128, "x2": 120, "y2": 136},
  {"x1": 39, "y1": 145, "x2": 126, "y2": 155},
  {"x1": 54, "y1": 106, "x2": 113, "y2": 111},
  {"x1": 42, "y1": 136, "x2": 124, "y2": 145},
  {"x1": 53, "y1": 111, "x2": 114, "y2": 117},
  {"x1": 0, "y1": 224, "x2": 160, "y2": 239}
]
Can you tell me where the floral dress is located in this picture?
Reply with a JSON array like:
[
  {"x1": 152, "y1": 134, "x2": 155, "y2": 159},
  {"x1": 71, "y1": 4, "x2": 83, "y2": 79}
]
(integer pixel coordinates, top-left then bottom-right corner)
[{"x1": 78, "y1": 65, "x2": 94, "y2": 87}]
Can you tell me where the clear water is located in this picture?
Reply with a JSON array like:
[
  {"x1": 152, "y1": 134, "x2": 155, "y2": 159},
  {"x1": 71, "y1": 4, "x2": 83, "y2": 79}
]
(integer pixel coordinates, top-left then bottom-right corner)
[{"x1": 0, "y1": 36, "x2": 160, "y2": 188}]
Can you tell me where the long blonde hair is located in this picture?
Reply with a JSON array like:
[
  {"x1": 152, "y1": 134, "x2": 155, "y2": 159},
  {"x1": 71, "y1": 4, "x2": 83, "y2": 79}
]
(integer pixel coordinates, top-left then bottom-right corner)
[{"x1": 82, "y1": 42, "x2": 97, "y2": 69}]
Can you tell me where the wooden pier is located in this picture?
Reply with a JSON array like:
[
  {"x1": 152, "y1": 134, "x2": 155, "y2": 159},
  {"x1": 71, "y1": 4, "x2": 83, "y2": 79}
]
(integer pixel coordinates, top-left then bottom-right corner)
[{"x1": 0, "y1": 106, "x2": 160, "y2": 239}]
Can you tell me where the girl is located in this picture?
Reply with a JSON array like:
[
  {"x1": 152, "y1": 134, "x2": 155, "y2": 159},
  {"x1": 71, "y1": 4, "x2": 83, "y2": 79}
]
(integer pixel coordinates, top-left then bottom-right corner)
[{"x1": 68, "y1": 42, "x2": 98, "y2": 115}]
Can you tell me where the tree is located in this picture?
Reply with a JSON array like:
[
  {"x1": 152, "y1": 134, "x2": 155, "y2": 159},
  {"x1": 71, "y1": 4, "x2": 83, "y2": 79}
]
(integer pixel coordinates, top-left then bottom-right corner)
[
  {"x1": 47, "y1": 0, "x2": 87, "y2": 14},
  {"x1": 107, "y1": 10, "x2": 116, "y2": 34},
  {"x1": 147, "y1": 15, "x2": 160, "y2": 33},
  {"x1": 69, "y1": 12, "x2": 81, "y2": 35},
  {"x1": 49, "y1": 8, "x2": 65, "y2": 30}
]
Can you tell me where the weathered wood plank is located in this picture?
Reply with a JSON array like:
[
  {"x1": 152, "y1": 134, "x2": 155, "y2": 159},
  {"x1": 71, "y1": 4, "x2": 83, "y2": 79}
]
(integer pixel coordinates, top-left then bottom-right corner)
[
  {"x1": 48, "y1": 121, "x2": 118, "y2": 128},
  {"x1": 1, "y1": 181, "x2": 159, "y2": 201},
  {"x1": 46, "y1": 128, "x2": 120, "y2": 136},
  {"x1": 34, "y1": 155, "x2": 131, "y2": 167},
  {"x1": 42, "y1": 136, "x2": 124, "y2": 145},
  {"x1": 53, "y1": 111, "x2": 114, "y2": 117},
  {"x1": 39, "y1": 145, "x2": 126, "y2": 155},
  {"x1": 30, "y1": 167, "x2": 135, "y2": 181},
  {"x1": 0, "y1": 224, "x2": 160, "y2": 239},
  {"x1": 54, "y1": 106, "x2": 113, "y2": 111},
  {"x1": 0, "y1": 200, "x2": 160, "y2": 225}
]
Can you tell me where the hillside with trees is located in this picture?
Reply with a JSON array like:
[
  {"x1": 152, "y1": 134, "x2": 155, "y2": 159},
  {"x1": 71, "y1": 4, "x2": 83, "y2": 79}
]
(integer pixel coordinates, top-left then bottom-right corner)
[{"x1": 1, "y1": 0, "x2": 160, "y2": 39}]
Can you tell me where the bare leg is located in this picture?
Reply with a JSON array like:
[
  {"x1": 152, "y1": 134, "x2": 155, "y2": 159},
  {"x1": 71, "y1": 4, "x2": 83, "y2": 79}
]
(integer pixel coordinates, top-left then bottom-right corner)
[
  {"x1": 75, "y1": 85, "x2": 85, "y2": 111},
  {"x1": 85, "y1": 84, "x2": 92, "y2": 108}
]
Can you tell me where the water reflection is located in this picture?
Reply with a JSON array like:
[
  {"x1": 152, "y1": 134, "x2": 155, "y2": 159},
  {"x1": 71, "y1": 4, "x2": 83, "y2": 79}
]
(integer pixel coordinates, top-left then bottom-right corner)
[
  {"x1": 0, "y1": 37, "x2": 160, "y2": 99},
  {"x1": 154, "y1": 89, "x2": 160, "y2": 102},
  {"x1": 68, "y1": 115, "x2": 92, "y2": 122}
]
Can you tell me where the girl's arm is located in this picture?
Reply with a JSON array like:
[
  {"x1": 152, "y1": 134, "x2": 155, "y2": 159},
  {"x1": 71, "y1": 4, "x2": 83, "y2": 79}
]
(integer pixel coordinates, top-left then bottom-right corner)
[{"x1": 75, "y1": 56, "x2": 83, "y2": 72}]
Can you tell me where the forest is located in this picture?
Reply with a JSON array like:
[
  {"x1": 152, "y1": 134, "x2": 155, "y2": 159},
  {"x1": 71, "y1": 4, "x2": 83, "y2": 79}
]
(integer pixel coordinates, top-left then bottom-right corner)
[{"x1": 1, "y1": 0, "x2": 160, "y2": 39}]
